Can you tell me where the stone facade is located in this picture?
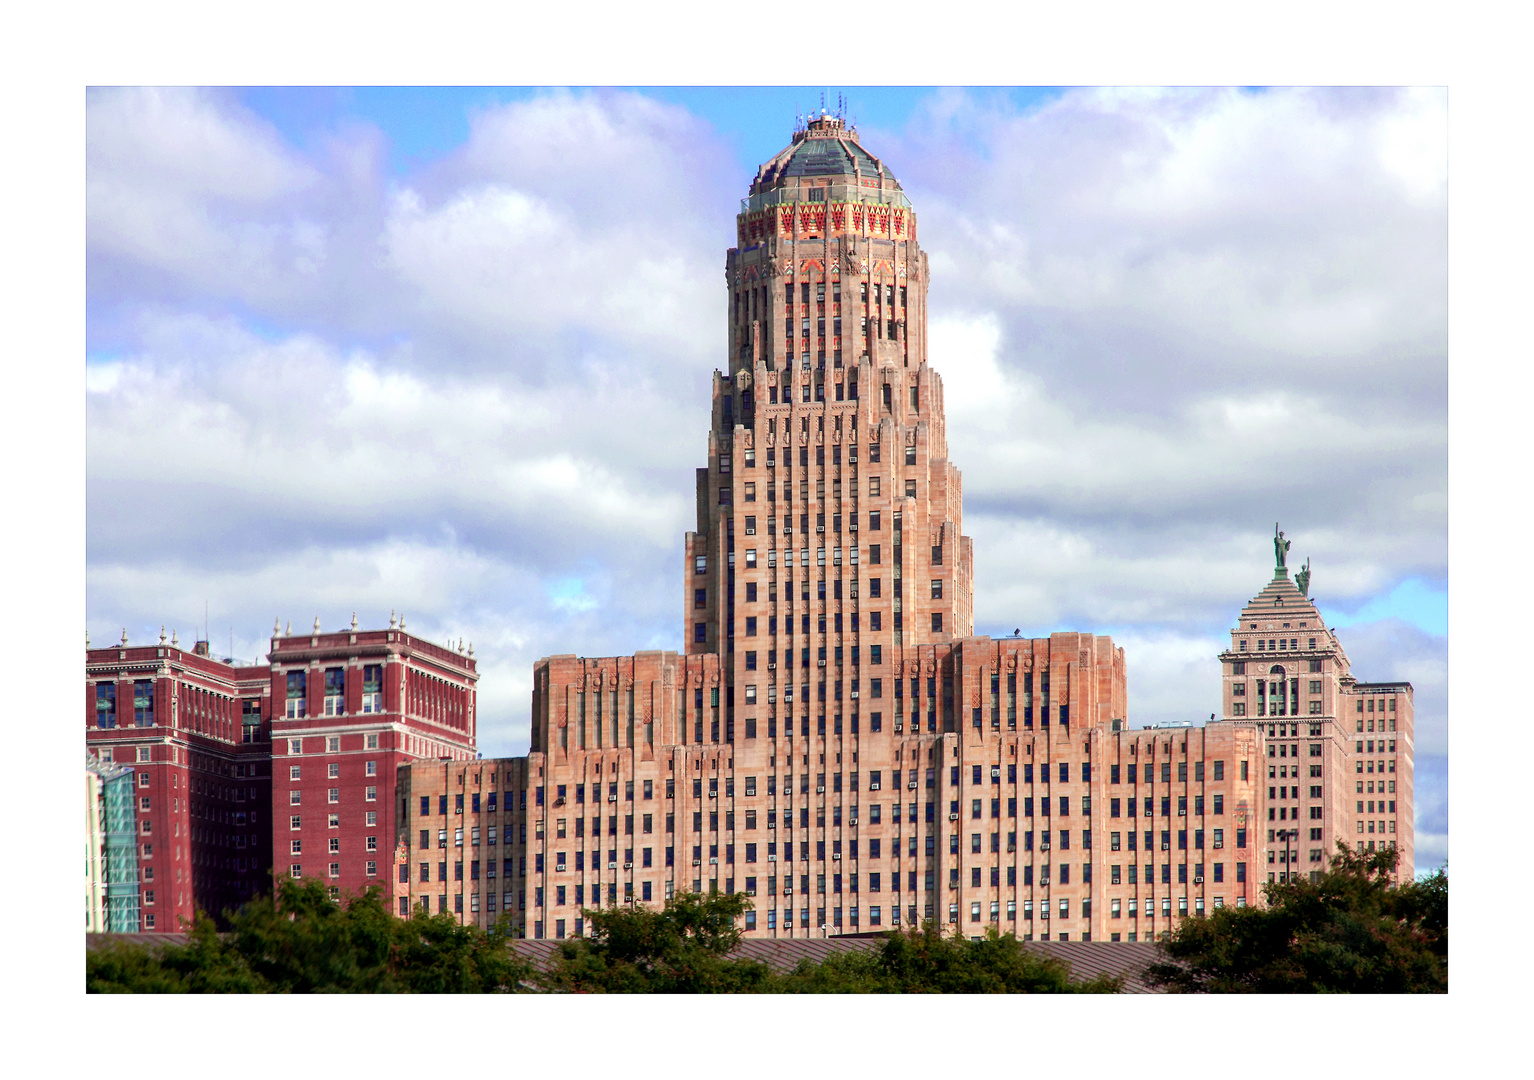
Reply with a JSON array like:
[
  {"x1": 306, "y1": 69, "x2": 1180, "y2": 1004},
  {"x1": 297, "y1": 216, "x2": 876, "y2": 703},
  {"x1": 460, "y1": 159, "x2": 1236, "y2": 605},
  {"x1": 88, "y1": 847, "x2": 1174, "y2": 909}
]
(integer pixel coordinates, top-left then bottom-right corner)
[
  {"x1": 1218, "y1": 564, "x2": 1414, "y2": 883},
  {"x1": 390, "y1": 115, "x2": 1415, "y2": 943},
  {"x1": 86, "y1": 113, "x2": 1414, "y2": 940}
]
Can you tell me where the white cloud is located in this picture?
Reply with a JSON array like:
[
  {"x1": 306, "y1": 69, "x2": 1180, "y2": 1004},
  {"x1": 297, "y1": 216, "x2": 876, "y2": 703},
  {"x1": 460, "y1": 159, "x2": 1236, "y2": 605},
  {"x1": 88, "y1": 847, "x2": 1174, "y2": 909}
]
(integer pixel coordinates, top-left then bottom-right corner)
[
  {"x1": 87, "y1": 87, "x2": 330, "y2": 302},
  {"x1": 85, "y1": 79, "x2": 1446, "y2": 854}
]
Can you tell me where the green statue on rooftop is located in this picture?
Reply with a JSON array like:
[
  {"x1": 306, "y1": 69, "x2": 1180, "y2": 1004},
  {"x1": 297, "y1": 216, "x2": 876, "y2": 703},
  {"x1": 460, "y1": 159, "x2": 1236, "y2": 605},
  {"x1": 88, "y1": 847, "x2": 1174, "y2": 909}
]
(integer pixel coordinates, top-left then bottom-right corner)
[
  {"x1": 1274, "y1": 523, "x2": 1291, "y2": 572},
  {"x1": 1295, "y1": 557, "x2": 1311, "y2": 597}
]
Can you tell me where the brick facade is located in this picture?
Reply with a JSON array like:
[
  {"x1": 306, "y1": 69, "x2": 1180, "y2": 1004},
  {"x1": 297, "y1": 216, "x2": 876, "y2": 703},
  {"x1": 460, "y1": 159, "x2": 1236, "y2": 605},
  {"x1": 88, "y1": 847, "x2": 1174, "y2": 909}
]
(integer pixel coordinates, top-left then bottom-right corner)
[
  {"x1": 86, "y1": 113, "x2": 1413, "y2": 941},
  {"x1": 85, "y1": 618, "x2": 477, "y2": 929}
]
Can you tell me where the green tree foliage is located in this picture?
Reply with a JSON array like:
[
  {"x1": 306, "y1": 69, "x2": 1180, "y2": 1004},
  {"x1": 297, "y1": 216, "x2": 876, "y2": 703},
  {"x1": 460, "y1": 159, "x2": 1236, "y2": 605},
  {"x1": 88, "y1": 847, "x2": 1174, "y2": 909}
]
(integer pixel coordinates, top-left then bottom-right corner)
[
  {"x1": 775, "y1": 923, "x2": 1122, "y2": 994},
  {"x1": 87, "y1": 878, "x2": 531, "y2": 993},
  {"x1": 1146, "y1": 844, "x2": 1447, "y2": 993},
  {"x1": 540, "y1": 891, "x2": 771, "y2": 993}
]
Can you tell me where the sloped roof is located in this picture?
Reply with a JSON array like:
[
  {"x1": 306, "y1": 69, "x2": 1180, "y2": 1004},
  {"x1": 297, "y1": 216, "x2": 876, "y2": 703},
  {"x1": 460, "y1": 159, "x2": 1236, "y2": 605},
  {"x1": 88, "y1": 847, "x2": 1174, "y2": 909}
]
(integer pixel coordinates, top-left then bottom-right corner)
[
  {"x1": 751, "y1": 117, "x2": 897, "y2": 193},
  {"x1": 512, "y1": 935, "x2": 1164, "y2": 993}
]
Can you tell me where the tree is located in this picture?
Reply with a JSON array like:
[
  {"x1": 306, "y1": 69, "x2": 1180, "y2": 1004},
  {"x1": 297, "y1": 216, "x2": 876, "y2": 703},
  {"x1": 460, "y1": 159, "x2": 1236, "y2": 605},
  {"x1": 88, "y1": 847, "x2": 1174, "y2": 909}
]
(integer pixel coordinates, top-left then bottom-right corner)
[
  {"x1": 774, "y1": 923, "x2": 1122, "y2": 994},
  {"x1": 1146, "y1": 844, "x2": 1446, "y2": 993},
  {"x1": 538, "y1": 891, "x2": 771, "y2": 993},
  {"x1": 87, "y1": 878, "x2": 532, "y2": 993}
]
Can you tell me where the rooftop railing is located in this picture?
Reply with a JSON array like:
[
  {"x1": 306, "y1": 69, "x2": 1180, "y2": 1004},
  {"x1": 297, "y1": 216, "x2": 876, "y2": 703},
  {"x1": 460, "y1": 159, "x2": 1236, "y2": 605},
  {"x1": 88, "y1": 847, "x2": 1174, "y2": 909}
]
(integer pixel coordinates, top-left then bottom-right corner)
[{"x1": 741, "y1": 186, "x2": 911, "y2": 215}]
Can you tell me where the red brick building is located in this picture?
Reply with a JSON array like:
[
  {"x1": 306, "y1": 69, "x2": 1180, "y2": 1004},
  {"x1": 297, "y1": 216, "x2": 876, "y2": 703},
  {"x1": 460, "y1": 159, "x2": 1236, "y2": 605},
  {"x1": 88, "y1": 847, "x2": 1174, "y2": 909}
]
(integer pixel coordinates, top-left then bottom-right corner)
[
  {"x1": 85, "y1": 615, "x2": 477, "y2": 929},
  {"x1": 85, "y1": 630, "x2": 275, "y2": 931}
]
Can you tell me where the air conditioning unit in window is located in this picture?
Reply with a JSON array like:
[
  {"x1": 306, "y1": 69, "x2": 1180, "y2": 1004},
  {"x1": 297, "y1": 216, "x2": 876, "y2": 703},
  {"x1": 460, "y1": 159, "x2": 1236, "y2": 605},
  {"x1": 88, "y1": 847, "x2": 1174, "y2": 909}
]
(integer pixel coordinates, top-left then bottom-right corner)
[
  {"x1": 832, "y1": 853, "x2": 841, "y2": 861},
  {"x1": 624, "y1": 862, "x2": 633, "y2": 869},
  {"x1": 1194, "y1": 876, "x2": 1204, "y2": 884},
  {"x1": 768, "y1": 662, "x2": 776, "y2": 670},
  {"x1": 768, "y1": 854, "x2": 777, "y2": 861},
  {"x1": 708, "y1": 792, "x2": 718, "y2": 799},
  {"x1": 818, "y1": 659, "x2": 826, "y2": 667},
  {"x1": 608, "y1": 795, "x2": 617, "y2": 803},
  {"x1": 709, "y1": 857, "x2": 718, "y2": 864},
  {"x1": 849, "y1": 818, "x2": 857, "y2": 826},
  {"x1": 850, "y1": 590, "x2": 858, "y2": 598},
  {"x1": 816, "y1": 526, "x2": 825, "y2": 533},
  {"x1": 949, "y1": 813, "x2": 959, "y2": 821},
  {"x1": 850, "y1": 691, "x2": 859, "y2": 698},
  {"x1": 817, "y1": 786, "x2": 825, "y2": 793},
  {"x1": 850, "y1": 523, "x2": 858, "y2": 531},
  {"x1": 692, "y1": 859, "x2": 702, "y2": 866},
  {"x1": 767, "y1": 821, "x2": 776, "y2": 829},
  {"x1": 894, "y1": 724, "x2": 903, "y2": 733}
]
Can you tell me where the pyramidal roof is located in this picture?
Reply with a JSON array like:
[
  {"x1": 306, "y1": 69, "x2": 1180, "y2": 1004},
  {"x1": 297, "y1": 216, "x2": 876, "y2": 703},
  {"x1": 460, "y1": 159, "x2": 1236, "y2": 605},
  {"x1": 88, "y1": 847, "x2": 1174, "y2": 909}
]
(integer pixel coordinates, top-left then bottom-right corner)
[
  {"x1": 1230, "y1": 565, "x2": 1351, "y2": 677},
  {"x1": 750, "y1": 113, "x2": 895, "y2": 193},
  {"x1": 1238, "y1": 570, "x2": 1321, "y2": 623}
]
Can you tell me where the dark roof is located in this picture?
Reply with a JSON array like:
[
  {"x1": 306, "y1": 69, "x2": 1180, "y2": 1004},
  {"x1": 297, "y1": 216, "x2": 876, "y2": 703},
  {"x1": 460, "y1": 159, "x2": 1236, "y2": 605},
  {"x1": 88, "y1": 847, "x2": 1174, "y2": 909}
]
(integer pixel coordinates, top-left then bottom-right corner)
[
  {"x1": 512, "y1": 936, "x2": 1163, "y2": 993},
  {"x1": 87, "y1": 932, "x2": 190, "y2": 950},
  {"x1": 777, "y1": 135, "x2": 883, "y2": 179},
  {"x1": 753, "y1": 121, "x2": 897, "y2": 193}
]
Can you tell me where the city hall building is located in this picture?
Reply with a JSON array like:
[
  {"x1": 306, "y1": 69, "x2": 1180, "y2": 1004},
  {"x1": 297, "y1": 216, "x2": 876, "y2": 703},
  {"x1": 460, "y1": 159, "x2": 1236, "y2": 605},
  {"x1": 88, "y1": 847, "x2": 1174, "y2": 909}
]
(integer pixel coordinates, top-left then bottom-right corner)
[{"x1": 86, "y1": 112, "x2": 1413, "y2": 940}]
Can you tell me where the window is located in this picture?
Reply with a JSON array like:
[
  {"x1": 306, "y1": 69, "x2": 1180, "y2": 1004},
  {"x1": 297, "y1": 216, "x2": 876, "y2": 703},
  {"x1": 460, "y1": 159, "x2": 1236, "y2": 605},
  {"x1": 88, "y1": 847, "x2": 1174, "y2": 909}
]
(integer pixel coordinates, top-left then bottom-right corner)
[
  {"x1": 362, "y1": 665, "x2": 383, "y2": 713},
  {"x1": 323, "y1": 667, "x2": 345, "y2": 715},
  {"x1": 285, "y1": 671, "x2": 307, "y2": 718}
]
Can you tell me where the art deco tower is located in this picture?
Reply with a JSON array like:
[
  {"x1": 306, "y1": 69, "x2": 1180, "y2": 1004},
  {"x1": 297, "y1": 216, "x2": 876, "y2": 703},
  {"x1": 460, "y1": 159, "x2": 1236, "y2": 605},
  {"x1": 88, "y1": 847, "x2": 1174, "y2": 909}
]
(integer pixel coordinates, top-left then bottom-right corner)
[{"x1": 684, "y1": 111, "x2": 974, "y2": 746}]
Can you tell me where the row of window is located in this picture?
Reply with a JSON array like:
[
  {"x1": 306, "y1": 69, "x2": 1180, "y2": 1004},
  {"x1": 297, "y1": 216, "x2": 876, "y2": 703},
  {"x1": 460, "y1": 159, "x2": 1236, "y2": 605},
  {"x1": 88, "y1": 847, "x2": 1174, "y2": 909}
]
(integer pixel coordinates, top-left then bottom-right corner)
[
  {"x1": 281, "y1": 666, "x2": 385, "y2": 719},
  {"x1": 288, "y1": 861, "x2": 380, "y2": 878},
  {"x1": 286, "y1": 735, "x2": 381, "y2": 755},
  {"x1": 289, "y1": 760, "x2": 377, "y2": 782}
]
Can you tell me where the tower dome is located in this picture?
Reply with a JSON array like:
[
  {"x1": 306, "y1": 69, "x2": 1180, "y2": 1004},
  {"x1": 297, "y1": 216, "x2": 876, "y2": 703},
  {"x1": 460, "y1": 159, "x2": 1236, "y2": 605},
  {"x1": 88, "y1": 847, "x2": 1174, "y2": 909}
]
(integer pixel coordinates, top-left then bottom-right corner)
[{"x1": 750, "y1": 113, "x2": 898, "y2": 194}]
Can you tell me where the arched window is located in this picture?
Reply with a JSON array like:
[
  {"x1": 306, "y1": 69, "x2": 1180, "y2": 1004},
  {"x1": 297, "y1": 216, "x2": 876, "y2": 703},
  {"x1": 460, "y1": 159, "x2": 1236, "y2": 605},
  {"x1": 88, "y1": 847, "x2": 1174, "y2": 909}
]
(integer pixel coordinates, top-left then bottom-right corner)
[{"x1": 1269, "y1": 665, "x2": 1286, "y2": 675}]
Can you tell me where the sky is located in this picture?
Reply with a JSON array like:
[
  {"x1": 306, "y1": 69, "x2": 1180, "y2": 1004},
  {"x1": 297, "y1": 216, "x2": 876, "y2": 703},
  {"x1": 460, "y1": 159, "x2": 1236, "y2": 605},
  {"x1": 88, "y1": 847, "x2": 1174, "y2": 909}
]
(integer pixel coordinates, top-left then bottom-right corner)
[{"x1": 84, "y1": 85, "x2": 1447, "y2": 872}]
